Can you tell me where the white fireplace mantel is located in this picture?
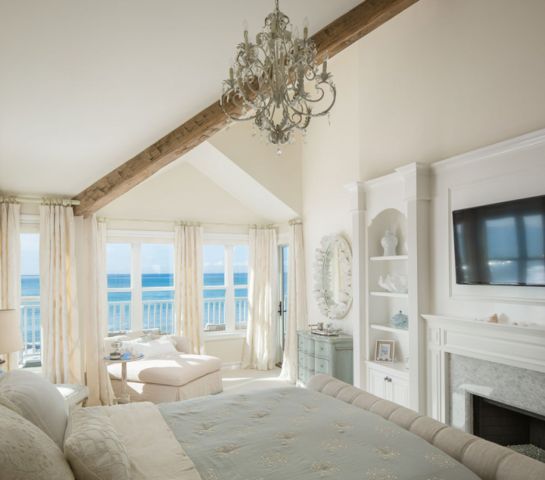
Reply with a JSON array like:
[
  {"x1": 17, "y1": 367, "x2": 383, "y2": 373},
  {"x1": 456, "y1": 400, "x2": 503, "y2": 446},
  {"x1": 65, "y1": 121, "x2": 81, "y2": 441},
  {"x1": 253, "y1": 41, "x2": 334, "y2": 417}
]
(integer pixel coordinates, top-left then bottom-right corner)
[{"x1": 422, "y1": 314, "x2": 545, "y2": 422}]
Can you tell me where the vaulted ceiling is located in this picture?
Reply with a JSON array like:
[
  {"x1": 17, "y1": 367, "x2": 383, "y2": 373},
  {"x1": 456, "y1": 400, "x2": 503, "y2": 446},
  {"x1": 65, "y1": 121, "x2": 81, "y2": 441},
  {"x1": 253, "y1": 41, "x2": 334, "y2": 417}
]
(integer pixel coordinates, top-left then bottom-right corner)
[{"x1": 0, "y1": 0, "x2": 362, "y2": 197}]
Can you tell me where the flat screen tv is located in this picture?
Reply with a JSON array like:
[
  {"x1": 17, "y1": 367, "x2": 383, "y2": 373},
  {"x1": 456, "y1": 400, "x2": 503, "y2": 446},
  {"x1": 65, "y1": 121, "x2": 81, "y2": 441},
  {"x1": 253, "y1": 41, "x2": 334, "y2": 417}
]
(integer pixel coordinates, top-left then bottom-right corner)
[{"x1": 453, "y1": 195, "x2": 545, "y2": 286}]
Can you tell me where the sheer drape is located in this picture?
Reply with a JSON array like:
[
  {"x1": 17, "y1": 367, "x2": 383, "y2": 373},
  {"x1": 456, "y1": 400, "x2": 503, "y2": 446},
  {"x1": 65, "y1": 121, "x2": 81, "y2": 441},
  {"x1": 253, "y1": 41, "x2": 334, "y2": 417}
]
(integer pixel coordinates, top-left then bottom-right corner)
[
  {"x1": 81, "y1": 216, "x2": 114, "y2": 405},
  {"x1": 281, "y1": 220, "x2": 308, "y2": 383},
  {"x1": 243, "y1": 226, "x2": 278, "y2": 371},
  {"x1": 0, "y1": 201, "x2": 21, "y2": 370},
  {"x1": 40, "y1": 204, "x2": 81, "y2": 384},
  {"x1": 174, "y1": 224, "x2": 204, "y2": 354}
]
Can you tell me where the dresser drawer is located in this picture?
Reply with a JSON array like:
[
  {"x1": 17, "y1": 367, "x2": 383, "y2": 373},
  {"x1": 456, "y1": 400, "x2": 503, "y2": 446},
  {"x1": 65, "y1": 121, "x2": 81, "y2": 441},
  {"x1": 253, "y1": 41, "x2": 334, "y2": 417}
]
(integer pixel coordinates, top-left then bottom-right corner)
[
  {"x1": 315, "y1": 357, "x2": 331, "y2": 375},
  {"x1": 298, "y1": 336, "x2": 315, "y2": 355},
  {"x1": 314, "y1": 341, "x2": 333, "y2": 359}
]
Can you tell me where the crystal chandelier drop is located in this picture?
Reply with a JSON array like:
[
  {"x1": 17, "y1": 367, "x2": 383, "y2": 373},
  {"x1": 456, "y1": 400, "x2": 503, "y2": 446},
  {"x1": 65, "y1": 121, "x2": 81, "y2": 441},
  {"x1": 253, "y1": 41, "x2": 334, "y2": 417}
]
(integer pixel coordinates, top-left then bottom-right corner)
[{"x1": 221, "y1": 0, "x2": 336, "y2": 148}]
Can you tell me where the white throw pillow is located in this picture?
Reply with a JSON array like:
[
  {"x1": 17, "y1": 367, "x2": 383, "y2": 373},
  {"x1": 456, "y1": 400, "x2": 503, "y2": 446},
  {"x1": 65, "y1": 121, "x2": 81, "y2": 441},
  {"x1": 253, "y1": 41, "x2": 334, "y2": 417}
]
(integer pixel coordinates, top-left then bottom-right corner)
[
  {"x1": 64, "y1": 407, "x2": 130, "y2": 480},
  {"x1": 0, "y1": 404, "x2": 74, "y2": 480},
  {"x1": 123, "y1": 337, "x2": 177, "y2": 357},
  {"x1": 0, "y1": 369, "x2": 68, "y2": 448}
]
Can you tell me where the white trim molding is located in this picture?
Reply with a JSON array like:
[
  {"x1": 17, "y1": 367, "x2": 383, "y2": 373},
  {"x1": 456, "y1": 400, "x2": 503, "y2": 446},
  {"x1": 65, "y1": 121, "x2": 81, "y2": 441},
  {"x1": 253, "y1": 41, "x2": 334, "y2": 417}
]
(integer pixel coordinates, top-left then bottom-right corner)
[{"x1": 423, "y1": 314, "x2": 545, "y2": 422}]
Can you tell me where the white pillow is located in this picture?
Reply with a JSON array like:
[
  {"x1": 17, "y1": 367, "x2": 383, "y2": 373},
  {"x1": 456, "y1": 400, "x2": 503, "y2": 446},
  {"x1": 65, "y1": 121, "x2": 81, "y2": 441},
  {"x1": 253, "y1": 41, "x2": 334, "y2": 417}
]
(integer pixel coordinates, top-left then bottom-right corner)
[
  {"x1": 123, "y1": 337, "x2": 177, "y2": 358},
  {"x1": 0, "y1": 404, "x2": 74, "y2": 480},
  {"x1": 0, "y1": 369, "x2": 68, "y2": 448},
  {"x1": 64, "y1": 407, "x2": 130, "y2": 480}
]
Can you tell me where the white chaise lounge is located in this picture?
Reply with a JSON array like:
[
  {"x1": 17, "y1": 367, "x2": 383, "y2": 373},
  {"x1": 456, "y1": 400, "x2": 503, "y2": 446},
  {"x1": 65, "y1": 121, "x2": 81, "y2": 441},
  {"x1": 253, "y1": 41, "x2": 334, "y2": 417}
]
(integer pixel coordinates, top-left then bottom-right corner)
[{"x1": 106, "y1": 332, "x2": 223, "y2": 403}]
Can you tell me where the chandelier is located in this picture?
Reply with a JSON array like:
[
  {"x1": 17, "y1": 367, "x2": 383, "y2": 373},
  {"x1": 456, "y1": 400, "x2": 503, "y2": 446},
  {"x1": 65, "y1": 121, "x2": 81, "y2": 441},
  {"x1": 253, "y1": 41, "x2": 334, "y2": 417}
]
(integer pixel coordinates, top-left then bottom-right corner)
[{"x1": 221, "y1": 0, "x2": 336, "y2": 148}]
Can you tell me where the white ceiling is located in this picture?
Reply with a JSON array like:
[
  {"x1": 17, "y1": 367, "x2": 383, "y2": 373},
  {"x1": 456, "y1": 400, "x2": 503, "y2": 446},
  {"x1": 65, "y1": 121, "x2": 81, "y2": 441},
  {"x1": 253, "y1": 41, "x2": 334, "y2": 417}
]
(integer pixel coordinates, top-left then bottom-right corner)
[{"x1": 0, "y1": 0, "x2": 362, "y2": 197}]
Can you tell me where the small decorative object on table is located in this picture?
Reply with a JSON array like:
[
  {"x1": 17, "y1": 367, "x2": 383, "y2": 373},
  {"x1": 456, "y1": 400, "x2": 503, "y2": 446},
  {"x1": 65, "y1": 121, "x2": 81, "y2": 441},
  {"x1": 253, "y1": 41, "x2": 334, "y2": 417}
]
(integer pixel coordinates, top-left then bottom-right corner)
[
  {"x1": 381, "y1": 229, "x2": 398, "y2": 256},
  {"x1": 311, "y1": 322, "x2": 342, "y2": 336},
  {"x1": 375, "y1": 340, "x2": 395, "y2": 363},
  {"x1": 391, "y1": 311, "x2": 408, "y2": 330},
  {"x1": 109, "y1": 341, "x2": 123, "y2": 360},
  {"x1": 487, "y1": 313, "x2": 499, "y2": 323}
]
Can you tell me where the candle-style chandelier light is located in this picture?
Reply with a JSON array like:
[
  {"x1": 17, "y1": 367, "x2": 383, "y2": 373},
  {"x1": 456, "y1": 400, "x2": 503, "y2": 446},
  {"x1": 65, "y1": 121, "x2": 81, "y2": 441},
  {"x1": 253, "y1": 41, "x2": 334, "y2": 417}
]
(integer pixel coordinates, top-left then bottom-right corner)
[{"x1": 220, "y1": 0, "x2": 336, "y2": 149}]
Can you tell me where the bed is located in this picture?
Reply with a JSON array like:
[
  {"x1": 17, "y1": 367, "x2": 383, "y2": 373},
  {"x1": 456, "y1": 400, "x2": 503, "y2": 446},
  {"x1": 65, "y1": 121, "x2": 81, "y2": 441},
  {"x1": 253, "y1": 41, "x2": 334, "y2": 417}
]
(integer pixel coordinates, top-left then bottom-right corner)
[{"x1": 1, "y1": 370, "x2": 544, "y2": 480}]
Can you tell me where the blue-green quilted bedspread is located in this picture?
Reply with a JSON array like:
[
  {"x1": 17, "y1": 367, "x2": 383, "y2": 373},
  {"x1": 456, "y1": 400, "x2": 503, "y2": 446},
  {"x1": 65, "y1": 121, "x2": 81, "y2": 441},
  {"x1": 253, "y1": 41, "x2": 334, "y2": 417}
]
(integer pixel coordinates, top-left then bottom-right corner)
[{"x1": 159, "y1": 387, "x2": 479, "y2": 480}]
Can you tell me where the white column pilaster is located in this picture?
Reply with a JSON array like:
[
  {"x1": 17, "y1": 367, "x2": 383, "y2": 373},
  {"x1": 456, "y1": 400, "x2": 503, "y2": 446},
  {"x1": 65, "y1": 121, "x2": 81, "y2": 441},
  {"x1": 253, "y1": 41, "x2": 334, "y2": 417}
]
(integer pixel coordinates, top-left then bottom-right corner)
[
  {"x1": 345, "y1": 181, "x2": 366, "y2": 388},
  {"x1": 395, "y1": 163, "x2": 431, "y2": 413}
]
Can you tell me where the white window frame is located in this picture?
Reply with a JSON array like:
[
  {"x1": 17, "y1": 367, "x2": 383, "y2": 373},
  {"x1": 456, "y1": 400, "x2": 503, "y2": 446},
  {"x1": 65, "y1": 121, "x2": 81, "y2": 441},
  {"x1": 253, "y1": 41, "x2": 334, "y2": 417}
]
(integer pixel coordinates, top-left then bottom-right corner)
[
  {"x1": 19, "y1": 215, "x2": 41, "y2": 366},
  {"x1": 203, "y1": 233, "x2": 249, "y2": 336},
  {"x1": 107, "y1": 230, "x2": 174, "y2": 333}
]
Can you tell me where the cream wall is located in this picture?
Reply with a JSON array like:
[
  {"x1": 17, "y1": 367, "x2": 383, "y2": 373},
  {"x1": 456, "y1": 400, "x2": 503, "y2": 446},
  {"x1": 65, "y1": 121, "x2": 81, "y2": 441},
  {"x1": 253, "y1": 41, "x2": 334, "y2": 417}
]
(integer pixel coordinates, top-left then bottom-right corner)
[
  {"x1": 301, "y1": 0, "x2": 545, "y2": 332},
  {"x1": 98, "y1": 161, "x2": 268, "y2": 224},
  {"x1": 357, "y1": 0, "x2": 545, "y2": 179},
  {"x1": 211, "y1": 122, "x2": 303, "y2": 216},
  {"x1": 301, "y1": 45, "x2": 360, "y2": 333}
]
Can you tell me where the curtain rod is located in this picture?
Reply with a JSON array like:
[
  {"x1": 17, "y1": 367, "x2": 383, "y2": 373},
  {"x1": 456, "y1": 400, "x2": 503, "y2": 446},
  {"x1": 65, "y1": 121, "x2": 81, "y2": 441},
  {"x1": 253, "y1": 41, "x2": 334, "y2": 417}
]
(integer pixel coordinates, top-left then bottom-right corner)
[
  {"x1": 99, "y1": 216, "x2": 282, "y2": 228},
  {"x1": 0, "y1": 195, "x2": 80, "y2": 206}
]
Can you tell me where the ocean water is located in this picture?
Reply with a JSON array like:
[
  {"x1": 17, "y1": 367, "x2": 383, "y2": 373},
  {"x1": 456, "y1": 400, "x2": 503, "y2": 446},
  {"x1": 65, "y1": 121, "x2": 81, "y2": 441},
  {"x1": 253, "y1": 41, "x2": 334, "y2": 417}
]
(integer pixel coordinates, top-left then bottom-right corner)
[{"x1": 20, "y1": 273, "x2": 249, "y2": 345}]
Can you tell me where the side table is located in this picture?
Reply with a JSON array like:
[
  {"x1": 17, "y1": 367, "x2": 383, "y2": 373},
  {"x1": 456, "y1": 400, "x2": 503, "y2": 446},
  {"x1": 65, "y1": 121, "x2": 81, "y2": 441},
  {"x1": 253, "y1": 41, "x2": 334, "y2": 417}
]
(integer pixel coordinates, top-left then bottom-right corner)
[{"x1": 104, "y1": 353, "x2": 144, "y2": 404}]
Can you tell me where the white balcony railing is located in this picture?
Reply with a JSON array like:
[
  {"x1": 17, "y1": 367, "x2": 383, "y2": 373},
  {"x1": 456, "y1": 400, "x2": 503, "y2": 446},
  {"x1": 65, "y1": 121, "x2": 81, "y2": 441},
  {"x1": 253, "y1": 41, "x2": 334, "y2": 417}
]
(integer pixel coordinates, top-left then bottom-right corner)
[
  {"x1": 107, "y1": 296, "x2": 249, "y2": 334},
  {"x1": 143, "y1": 299, "x2": 174, "y2": 334},
  {"x1": 108, "y1": 301, "x2": 131, "y2": 333},
  {"x1": 20, "y1": 298, "x2": 41, "y2": 366},
  {"x1": 235, "y1": 298, "x2": 248, "y2": 329}
]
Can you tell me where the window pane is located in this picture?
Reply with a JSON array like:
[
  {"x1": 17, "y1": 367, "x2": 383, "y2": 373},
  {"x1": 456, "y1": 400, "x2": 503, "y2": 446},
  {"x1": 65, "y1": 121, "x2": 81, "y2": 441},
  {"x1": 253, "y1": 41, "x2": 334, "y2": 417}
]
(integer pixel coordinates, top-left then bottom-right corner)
[
  {"x1": 107, "y1": 243, "x2": 132, "y2": 332},
  {"x1": 203, "y1": 245, "x2": 225, "y2": 286},
  {"x1": 233, "y1": 245, "x2": 249, "y2": 286},
  {"x1": 143, "y1": 290, "x2": 175, "y2": 334},
  {"x1": 235, "y1": 288, "x2": 248, "y2": 330},
  {"x1": 20, "y1": 233, "x2": 41, "y2": 366},
  {"x1": 107, "y1": 244, "x2": 131, "y2": 288},
  {"x1": 203, "y1": 245, "x2": 226, "y2": 331},
  {"x1": 141, "y1": 243, "x2": 174, "y2": 287},
  {"x1": 203, "y1": 289, "x2": 226, "y2": 331},
  {"x1": 107, "y1": 291, "x2": 131, "y2": 332}
]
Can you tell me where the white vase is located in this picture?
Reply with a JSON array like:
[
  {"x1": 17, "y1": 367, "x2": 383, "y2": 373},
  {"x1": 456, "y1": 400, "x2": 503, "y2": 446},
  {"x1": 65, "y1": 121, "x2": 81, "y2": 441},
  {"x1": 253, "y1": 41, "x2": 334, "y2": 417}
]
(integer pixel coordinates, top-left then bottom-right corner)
[{"x1": 381, "y1": 229, "x2": 398, "y2": 256}]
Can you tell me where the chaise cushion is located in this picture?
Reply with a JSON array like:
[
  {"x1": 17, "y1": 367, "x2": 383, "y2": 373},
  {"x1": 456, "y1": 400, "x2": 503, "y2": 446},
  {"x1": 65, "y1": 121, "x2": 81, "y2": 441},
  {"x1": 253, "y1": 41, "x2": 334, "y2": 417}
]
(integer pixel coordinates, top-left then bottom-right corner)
[{"x1": 107, "y1": 353, "x2": 222, "y2": 387}]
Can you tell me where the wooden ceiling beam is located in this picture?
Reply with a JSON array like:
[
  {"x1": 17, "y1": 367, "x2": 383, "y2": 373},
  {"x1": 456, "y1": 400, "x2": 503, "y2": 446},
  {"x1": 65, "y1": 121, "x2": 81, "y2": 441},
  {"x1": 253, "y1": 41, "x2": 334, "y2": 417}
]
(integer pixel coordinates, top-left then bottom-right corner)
[{"x1": 73, "y1": 0, "x2": 419, "y2": 216}]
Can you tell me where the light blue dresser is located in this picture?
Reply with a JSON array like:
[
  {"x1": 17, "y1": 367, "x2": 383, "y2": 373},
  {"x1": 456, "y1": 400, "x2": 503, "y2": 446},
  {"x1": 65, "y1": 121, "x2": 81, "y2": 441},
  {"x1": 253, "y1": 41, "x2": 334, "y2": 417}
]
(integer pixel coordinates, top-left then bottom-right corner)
[{"x1": 297, "y1": 330, "x2": 353, "y2": 386}]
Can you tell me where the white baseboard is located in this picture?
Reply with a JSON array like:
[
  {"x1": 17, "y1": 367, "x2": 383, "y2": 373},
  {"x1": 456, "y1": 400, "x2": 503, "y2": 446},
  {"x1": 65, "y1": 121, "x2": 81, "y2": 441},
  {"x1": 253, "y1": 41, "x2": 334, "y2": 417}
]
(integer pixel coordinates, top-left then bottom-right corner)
[{"x1": 221, "y1": 362, "x2": 242, "y2": 370}]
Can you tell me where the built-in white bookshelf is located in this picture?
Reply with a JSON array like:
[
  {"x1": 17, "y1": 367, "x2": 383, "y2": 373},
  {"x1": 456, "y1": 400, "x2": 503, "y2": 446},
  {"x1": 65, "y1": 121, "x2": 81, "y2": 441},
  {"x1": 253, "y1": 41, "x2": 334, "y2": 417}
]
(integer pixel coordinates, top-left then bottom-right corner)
[{"x1": 362, "y1": 164, "x2": 430, "y2": 413}]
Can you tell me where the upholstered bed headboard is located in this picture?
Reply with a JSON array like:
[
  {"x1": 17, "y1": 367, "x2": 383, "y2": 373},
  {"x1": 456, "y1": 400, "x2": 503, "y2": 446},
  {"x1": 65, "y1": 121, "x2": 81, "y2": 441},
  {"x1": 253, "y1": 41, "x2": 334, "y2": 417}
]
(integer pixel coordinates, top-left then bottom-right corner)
[{"x1": 307, "y1": 374, "x2": 545, "y2": 480}]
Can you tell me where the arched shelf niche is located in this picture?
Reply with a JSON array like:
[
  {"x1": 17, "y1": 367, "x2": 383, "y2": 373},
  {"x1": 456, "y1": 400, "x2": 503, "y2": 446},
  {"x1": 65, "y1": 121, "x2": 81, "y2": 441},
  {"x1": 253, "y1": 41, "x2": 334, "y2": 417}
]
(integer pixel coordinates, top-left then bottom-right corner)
[{"x1": 368, "y1": 208, "x2": 408, "y2": 258}]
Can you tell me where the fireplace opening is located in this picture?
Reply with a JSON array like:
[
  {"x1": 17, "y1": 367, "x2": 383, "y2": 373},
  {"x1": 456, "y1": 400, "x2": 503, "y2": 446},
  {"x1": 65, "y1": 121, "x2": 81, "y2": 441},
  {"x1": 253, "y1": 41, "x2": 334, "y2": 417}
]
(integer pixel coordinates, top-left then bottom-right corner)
[{"x1": 473, "y1": 395, "x2": 545, "y2": 463}]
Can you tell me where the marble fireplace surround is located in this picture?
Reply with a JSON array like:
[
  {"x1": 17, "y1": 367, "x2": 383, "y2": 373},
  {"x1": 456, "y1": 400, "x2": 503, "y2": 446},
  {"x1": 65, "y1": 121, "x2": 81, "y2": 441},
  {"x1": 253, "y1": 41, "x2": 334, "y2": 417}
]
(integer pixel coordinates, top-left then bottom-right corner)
[
  {"x1": 449, "y1": 354, "x2": 545, "y2": 433},
  {"x1": 423, "y1": 315, "x2": 545, "y2": 426}
]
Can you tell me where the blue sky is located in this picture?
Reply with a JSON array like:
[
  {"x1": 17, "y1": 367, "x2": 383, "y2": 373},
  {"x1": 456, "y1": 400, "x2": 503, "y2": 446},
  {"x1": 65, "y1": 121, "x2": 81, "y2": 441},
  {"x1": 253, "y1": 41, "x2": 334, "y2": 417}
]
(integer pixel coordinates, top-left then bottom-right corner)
[{"x1": 20, "y1": 233, "x2": 40, "y2": 275}]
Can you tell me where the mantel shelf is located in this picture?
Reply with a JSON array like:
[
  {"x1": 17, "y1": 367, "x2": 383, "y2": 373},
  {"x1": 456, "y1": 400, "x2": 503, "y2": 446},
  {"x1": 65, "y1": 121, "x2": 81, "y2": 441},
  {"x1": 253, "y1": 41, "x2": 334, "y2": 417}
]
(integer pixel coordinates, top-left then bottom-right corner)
[
  {"x1": 370, "y1": 291, "x2": 409, "y2": 299},
  {"x1": 369, "y1": 255, "x2": 408, "y2": 262},
  {"x1": 370, "y1": 323, "x2": 409, "y2": 335}
]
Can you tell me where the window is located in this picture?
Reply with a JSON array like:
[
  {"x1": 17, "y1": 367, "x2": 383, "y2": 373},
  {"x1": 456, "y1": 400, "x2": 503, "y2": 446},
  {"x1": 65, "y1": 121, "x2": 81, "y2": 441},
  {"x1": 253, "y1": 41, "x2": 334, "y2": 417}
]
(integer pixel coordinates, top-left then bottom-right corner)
[
  {"x1": 141, "y1": 243, "x2": 174, "y2": 333},
  {"x1": 203, "y1": 242, "x2": 249, "y2": 332},
  {"x1": 106, "y1": 238, "x2": 175, "y2": 334},
  {"x1": 107, "y1": 243, "x2": 132, "y2": 332},
  {"x1": 20, "y1": 233, "x2": 41, "y2": 366}
]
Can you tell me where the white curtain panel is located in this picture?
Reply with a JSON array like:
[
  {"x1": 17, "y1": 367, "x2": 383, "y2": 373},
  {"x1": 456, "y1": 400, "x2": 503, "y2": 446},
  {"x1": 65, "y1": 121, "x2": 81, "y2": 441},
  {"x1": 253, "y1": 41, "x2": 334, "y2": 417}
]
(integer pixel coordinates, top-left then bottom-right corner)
[
  {"x1": 81, "y1": 216, "x2": 114, "y2": 405},
  {"x1": 243, "y1": 226, "x2": 278, "y2": 371},
  {"x1": 0, "y1": 201, "x2": 21, "y2": 370},
  {"x1": 40, "y1": 204, "x2": 81, "y2": 384},
  {"x1": 281, "y1": 220, "x2": 308, "y2": 383},
  {"x1": 174, "y1": 224, "x2": 204, "y2": 354}
]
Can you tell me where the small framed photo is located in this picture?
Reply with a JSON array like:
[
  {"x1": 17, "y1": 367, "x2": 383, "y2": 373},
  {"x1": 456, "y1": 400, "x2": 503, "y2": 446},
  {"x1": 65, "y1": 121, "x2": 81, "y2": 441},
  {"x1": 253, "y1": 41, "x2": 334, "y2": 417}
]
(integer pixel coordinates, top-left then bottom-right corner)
[{"x1": 375, "y1": 340, "x2": 395, "y2": 363}]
